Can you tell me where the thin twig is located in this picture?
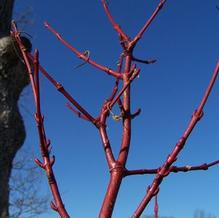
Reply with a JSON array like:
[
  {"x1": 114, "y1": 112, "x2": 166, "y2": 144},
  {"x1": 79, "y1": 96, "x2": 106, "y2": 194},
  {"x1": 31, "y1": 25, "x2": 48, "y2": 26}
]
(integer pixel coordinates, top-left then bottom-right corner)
[
  {"x1": 44, "y1": 22, "x2": 122, "y2": 79},
  {"x1": 132, "y1": 56, "x2": 157, "y2": 64},
  {"x1": 27, "y1": 54, "x2": 98, "y2": 126},
  {"x1": 129, "y1": 0, "x2": 167, "y2": 50},
  {"x1": 101, "y1": 0, "x2": 130, "y2": 43},
  {"x1": 132, "y1": 60, "x2": 219, "y2": 218},
  {"x1": 12, "y1": 21, "x2": 71, "y2": 218},
  {"x1": 124, "y1": 159, "x2": 219, "y2": 176}
]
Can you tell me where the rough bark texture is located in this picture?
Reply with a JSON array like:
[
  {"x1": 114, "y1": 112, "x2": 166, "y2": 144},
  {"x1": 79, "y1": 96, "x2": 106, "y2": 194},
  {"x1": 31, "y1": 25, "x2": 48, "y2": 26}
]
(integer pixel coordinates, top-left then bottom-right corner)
[
  {"x1": 0, "y1": 0, "x2": 14, "y2": 37},
  {"x1": 0, "y1": 36, "x2": 29, "y2": 218},
  {"x1": 0, "y1": 1, "x2": 30, "y2": 217}
]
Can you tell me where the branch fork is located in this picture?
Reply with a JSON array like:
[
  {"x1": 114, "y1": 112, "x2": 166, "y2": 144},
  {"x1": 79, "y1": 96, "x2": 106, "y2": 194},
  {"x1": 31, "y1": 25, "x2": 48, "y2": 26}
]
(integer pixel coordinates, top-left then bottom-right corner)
[{"x1": 10, "y1": 1, "x2": 219, "y2": 217}]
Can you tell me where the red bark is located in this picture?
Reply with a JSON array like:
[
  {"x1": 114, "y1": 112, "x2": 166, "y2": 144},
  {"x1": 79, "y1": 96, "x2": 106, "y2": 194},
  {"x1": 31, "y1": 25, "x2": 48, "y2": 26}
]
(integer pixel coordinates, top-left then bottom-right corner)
[{"x1": 11, "y1": 1, "x2": 219, "y2": 218}]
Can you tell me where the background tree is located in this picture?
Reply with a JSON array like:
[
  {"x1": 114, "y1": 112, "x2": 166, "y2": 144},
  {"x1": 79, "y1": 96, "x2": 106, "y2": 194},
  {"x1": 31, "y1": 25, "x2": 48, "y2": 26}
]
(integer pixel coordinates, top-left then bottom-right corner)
[
  {"x1": 193, "y1": 209, "x2": 216, "y2": 218},
  {"x1": 9, "y1": 148, "x2": 49, "y2": 218},
  {"x1": 0, "y1": 1, "x2": 49, "y2": 217}
]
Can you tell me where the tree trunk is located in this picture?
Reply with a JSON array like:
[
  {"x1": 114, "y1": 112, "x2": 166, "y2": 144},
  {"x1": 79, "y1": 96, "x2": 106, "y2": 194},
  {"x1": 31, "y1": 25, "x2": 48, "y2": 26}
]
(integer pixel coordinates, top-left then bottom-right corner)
[
  {"x1": 0, "y1": 1, "x2": 30, "y2": 217},
  {"x1": 0, "y1": 0, "x2": 14, "y2": 37}
]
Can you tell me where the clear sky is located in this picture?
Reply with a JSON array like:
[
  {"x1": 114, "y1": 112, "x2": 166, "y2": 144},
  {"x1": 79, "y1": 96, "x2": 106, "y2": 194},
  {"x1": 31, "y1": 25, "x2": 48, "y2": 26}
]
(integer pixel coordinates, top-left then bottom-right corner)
[{"x1": 14, "y1": 1, "x2": 219, "y2": 218}]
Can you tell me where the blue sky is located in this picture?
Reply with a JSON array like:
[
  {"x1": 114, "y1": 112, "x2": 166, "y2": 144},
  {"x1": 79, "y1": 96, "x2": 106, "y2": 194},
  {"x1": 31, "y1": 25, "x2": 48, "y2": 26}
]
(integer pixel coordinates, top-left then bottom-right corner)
[{"x1": 14, "y1": 1, "x2": 219, "y2": 218}]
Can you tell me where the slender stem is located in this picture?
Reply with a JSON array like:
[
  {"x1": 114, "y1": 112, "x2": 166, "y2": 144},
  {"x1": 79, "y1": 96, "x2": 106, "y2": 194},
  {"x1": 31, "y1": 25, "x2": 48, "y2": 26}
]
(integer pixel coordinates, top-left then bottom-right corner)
[
  {"x1": 132, "y1": 60, "x2": 219, "y2": 218},
  {"x1": 125, "y1": 159, "x2": 219, "y2": 176},
  {"x1": 129, "y1": 0, "x2": 167, "y2": 50},
  {"x1": 118, "y1": 55, "x2": 132, "y2": 165},
  {"x1": 66, "y1": 103, "x2": 90, "y2": 121},
  {"x1": 98, "y1": 106, "x2": 116, "y2": 169},
  {"x1": 99, "y1": 55, "x2": 133, "y2": 218},
  {"x1": 28, "y1": 54, "x2": 97, "y2": 126},
  {"x1": 44, "y1": 22, "x2": 122, "y2": 79},
  {"x1": 197, "y1": 60, "x2": 219, "y2": 112},
  {"x1": 33, "y1": 50, "x2": 40, "y2": 114},
  {"x1": 132, "y1": 56, "x2": 157, "y2": 65},
  {"x1": 109, "y1": 68, "x2": 139, "y2": 109},
  {"x1": 12, "y1": 23, "x2": 70, "y2": 218},
  {"x1": 154, "y1": 194, "x2": 158, "y2": 218},
  {"x1": 101, "y1": 0, "x2": 130, "y2": 43}
]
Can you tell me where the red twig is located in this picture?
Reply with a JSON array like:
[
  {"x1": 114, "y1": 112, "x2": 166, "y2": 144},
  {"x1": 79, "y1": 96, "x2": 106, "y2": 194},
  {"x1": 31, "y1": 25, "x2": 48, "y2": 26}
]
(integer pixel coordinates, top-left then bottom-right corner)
[
  {"x1": 66, "y1": 103, "x2": 90, "y2": 121},
  {"x1": 132, "y1": 56, "x2": 157, "y2": 65},
  {"x1": 132, "y1": 60, "x2": 219, "y2": 218},
  {"x1": 98, "y1": 104, "x2": 116, "y2": 169},
  {"x1": 109, "y1": 67, "x2": 140, "y2": 109},
  {"x1": 105, "y1": 53, "x2": 124, "y2": 114},
  {"x1": 124, "y1": 159, "x2": 219, "y2": 176},
  {"x1": 154, "y1": 194, "x2": 158, "y2": 218},
  {"x1": 129, "y1": 0, "x2": 167, "y2": 50},
  {"x1": 11, "y1": 22, "x2": 70, "y2": 218},
  {"x1": 11, "y1": 2, "x2": 219, "y2": 217},
  {"x1": 27, "y1": 54, "x2": 97, "y2": 126},
  {"x1": 101, "y1": 0, "x2": 130, "y2": 43},
  {"x1": 117, "y1": 55, "x2": 132, "y2": 165},
  {"x1": 44, "y1": 22, "x2": 122, "y2": 79}
]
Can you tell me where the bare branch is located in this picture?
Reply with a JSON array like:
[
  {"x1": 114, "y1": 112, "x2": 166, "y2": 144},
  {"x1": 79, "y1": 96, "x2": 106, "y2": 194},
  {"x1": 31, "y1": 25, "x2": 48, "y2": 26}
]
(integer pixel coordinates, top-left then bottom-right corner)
[
  {"x1": 132, "y1": 56, "x2": 157, "y2": 64},
  {"x1": 124, "y1": 159, "x2": 219, "y2": 176},
  {"x1": 44, "y1": 22, "x2": 123, "y2": 79},
  {"x1": 109, "y1": 67, "x2": 140, "y2": 109},
  {"x1": 129, "y1": 0, "x2": 167, "y2": 50},
  {"x1": 11, "y1": 21, "x2": 70, "y2": 218},
  {"x1": 66, "y1": 103, "x2": 90, "y2": 122},
  {"x1": 101, "y1": 0, "x2": 130, "y2": 44},
  {"x1": 132, "y1": 60, "x2": 219, "y2": 218},
  {"x1": 28, "y1": 54, "x2": 98, "y2": 126},
  {"x1": 154, "y1": 194, "x2": 158, "y2": 218}
]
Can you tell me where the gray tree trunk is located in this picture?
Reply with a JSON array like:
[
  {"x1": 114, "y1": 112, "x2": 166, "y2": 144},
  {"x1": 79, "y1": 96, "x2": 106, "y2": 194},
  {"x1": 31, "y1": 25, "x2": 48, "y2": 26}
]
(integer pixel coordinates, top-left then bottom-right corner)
[{"x1": 0, "y1": 1, "x2": 30, "y2": 217}]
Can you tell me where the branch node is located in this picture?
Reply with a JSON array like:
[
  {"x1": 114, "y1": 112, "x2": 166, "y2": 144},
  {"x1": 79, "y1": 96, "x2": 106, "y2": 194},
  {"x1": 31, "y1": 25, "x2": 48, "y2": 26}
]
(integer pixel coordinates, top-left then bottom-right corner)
[
  {"x1": 56, "y1": 83, "x2": 64, "y2": 91},
  {"x1": 109, "y1": 162, "x2": 124, "y2": 174},
  {"x1": 192, "y1": 109, "x2": 204, "y2": 121},
  {"x1": 107, "y1": 103, "x2": 124, "y2": 121},
  {"x1": 50, "y1": 201, "x2": 58, "y2": 211},
  {"x1": 185, "y1": 165, "x2": 192, "y2": 170},
  {"x1": 34, "y1": 158, "x2": 45, "y2": 169},
  {"x1": 153, "y1": 187, "x2": 160, "y2": 197},
  {"x1": 74, "y1": 50, "x2": 90, "y2": 69},
  {"x1": 201, "y1": 163, "x2": 208, "y2": 170},
  {"x1": 47, "y1": 139, "x2": 51, "y2": 149},
  {"x1": 178, "y1": 136, "x2": 186, "y2": 148},
  {"x1": 50, "y1": 155, "x2": 56, "y2": 166},
  {"x1": 146, "y1": 185, "x2": 151, "y2": 193},
  {"x1": 131, "y1": 108, "x2": 141, "y2": 119}
]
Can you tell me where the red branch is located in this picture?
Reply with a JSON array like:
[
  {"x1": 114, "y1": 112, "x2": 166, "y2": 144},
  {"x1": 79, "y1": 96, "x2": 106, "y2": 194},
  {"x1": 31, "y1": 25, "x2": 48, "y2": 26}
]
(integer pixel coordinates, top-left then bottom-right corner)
[
  {"x1": 27, "y1": 54, "x2": 98, "y2": 126},
  {"x1": 101, "y1": 0, "x2": 130, "y2": 43},
  {"x1": 10, "y1": 2, "x2": 219, "y2": 217},
  {"x1": 124, "y1": 159, "x2": 219, "y2": 176},
  {"x1": 11, "y1": 22, "x2": 70, "y2": 218},
  {"x1": 44, "y1": 22, "x2": 122, "y2": 79},
  {"x1": 154, "y1": 194, "x2": 158, "y2": 218},
  {"x1": 66, "y1": 103, "x2": 90, "y2": 122},
  {"x1": 109, "y1": 67, "x2": 140, "y2": 109},
  {"x1": 129, "y1": 0, "x2": 167, "y2": 50},
  {"x1": 132, "y1": 60, "x2": 219, "y2": 218}
]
